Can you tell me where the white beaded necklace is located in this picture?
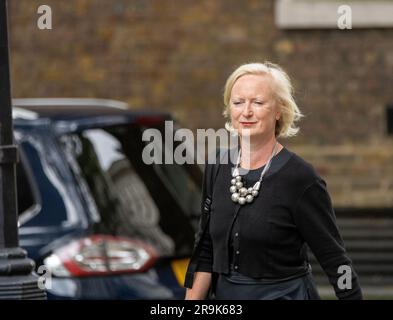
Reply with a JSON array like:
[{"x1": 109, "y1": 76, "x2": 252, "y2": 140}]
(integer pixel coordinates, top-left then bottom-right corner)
[{"x1": 230, "y1": 141, "x2": 279, "y2": 205}]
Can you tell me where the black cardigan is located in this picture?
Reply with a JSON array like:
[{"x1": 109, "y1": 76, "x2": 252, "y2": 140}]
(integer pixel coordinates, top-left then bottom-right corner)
[{"x1": 184, "y1": 148, "x2": 363, "y2": 300}]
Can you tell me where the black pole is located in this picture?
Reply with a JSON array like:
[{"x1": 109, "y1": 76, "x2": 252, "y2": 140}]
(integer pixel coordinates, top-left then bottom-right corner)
[{"x1": 0, "y1": 0, "x2": 46, "y2": 299}]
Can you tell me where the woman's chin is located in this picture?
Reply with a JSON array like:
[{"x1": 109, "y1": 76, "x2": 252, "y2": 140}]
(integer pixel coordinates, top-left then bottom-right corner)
[{"x1": 238, "y1": 128, "x2": 257, "y2": 137}]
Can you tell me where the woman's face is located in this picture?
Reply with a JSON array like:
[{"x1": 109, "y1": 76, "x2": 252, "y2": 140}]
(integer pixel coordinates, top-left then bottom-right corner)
[{"x1": 229, "y1": 74, "x2": 280, "y2": 140}]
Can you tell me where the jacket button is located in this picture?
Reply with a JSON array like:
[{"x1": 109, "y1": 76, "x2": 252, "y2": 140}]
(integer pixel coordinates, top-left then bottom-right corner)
[
  {"x1": 234, "y1": 265, "x2": 239, "y2": 270},
  {"x1": 236, "y1": 250, "x2": 240, "y2": 255},
  {"x1": 235, "y1": 233, "x2": 239, "y2": 237}
]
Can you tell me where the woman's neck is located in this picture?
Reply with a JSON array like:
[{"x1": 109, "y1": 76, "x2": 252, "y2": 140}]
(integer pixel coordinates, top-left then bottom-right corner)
[{"x1": 239, "y1": 135, "x2": 283, "y2": 170}]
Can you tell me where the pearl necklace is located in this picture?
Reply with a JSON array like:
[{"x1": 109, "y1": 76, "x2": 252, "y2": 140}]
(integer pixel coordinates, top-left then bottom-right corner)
[{"x1": 230, "y1": 142, "x2": 279, "y2": 205}]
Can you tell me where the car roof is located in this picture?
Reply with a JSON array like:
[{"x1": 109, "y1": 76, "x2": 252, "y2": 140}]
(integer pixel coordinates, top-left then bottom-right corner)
[{"x1": 12, "y1": 98, "x2": 170, "y2": 121}]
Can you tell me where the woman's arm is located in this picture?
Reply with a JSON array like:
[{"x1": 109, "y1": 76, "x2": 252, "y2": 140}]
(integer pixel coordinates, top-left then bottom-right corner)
[
  {"x1": 184, "y1": 161, "x2": 216, "y2": 298},
  {"x1": 184, "y1": 213, "x2": 214, "y2": 298},
  {"x1": 185, "y1": 272, "x2": 212, "y2": 300},
  {"x1": 293, "y1": 178, "x2": 363, "y2": 300}
]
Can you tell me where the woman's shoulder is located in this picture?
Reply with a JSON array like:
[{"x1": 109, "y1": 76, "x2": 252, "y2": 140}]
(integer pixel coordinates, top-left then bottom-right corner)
[{"x1": 282, "y1": 148, "x2": 323, "y2": 185}]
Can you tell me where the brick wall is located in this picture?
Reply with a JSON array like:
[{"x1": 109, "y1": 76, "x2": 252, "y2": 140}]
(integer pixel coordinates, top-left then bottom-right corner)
[{"x1": 8, "y1": 0, "x2": 393, "y2": 208}]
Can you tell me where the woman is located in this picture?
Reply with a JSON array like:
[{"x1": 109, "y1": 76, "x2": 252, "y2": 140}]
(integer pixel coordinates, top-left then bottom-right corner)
[{"x1": 184, "y1": 62, "x2": 362, "y2": 300}]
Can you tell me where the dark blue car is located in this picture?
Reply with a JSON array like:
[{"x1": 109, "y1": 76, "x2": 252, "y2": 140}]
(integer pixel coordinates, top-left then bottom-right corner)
[{"x1": 13, "y1": 98, "x2": 202, "y2": 299}]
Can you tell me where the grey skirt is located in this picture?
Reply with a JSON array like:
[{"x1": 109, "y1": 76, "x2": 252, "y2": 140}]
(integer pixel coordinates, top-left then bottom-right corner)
[{"x1": 213, "y1": 270, "x2": 321, "y2": 300}]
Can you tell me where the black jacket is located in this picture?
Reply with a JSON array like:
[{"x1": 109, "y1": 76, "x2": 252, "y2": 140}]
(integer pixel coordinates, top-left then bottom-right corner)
[{"x1": 184, "y1": 148, "x2": 362, "y2": 300}]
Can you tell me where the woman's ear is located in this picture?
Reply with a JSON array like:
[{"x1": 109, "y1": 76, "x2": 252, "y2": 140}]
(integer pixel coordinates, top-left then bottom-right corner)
[{"x1": 274, "y1": 101, "x2": 281, "y2": 120}]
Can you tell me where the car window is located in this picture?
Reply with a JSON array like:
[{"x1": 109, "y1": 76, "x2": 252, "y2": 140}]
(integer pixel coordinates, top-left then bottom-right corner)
[
  {"x1": 16, "y1": 161, "x2": 35, "y2": 215},
  {"x1": 16, "y1": 150, "x2": 41, "y2": 226},
  {"x1": 58, "y1": 123, "x2": 202, "y2": 257}
]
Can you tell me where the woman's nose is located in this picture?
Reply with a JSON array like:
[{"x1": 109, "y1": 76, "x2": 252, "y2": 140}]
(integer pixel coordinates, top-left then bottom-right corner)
[{"x1": 242, "y1": 102, "x2": 253, "y2": 116}]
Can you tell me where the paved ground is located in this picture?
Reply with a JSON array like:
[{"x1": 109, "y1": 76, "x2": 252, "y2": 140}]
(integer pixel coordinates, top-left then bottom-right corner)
[{"x1": 318, "y1": 286, "x2": 393, "y2": 300}]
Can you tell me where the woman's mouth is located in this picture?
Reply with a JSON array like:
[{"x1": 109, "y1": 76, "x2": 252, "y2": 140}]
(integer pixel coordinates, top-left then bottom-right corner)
[{"x1": 240, "y1": 122, "x2": 256, "y2": 126}]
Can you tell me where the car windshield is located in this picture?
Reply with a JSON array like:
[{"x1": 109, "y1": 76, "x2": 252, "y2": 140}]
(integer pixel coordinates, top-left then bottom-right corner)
[{"x1": 58, "y1": 122, "x2": 202, "y2": 257}]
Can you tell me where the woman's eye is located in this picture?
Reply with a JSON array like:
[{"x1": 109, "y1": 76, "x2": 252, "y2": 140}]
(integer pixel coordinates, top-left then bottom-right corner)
[
  {"x1": 255, "y1": 101, "x2": 264, "y2": 105},
  {"x1": 232, "y1": 101, "x2": 242, "y2": 105}
]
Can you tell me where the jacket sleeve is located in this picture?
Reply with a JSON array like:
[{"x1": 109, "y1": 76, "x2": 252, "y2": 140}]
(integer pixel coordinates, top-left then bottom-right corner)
[
  {"x1": 194, "y1": 220, "x2": 213, "y2": 272},
  {"x1": 293, "y1": 178, "x2": 363, "y2": 300},
  {"x1": 183, "y1": 163, "x2": 214, "y2": 288}
]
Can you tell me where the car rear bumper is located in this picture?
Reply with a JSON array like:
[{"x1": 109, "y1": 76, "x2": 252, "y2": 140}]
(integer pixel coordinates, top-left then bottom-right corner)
[{"x1": 46, "y1": 267, "x2": 186, "y2": 300}]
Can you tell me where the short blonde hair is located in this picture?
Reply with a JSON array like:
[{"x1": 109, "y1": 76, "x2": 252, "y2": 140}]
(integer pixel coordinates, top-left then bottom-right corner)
[{"x1": 223, "y1": 62, "x2": 303, "y2": 138}]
